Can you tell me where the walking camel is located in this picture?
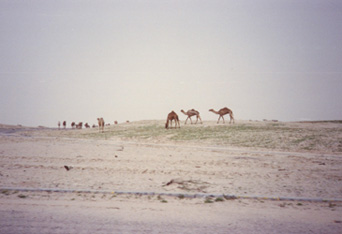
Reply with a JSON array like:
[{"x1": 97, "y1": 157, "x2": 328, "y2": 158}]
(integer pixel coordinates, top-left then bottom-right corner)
[
  {"x1": 209, "y1": 107, "x2": 235, "y2": 124},
  {"x1": 165, "y1": 111, "x2": 180, "y2": 129},
  {"x1": 181, "y1": 109, "x2": 202, "y2": 124},
  {"x1": 97, "y1": 118, "x2": 105, "y2": 132}
]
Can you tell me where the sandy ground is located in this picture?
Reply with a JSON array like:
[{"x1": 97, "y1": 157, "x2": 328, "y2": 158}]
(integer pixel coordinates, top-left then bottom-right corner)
[{"x1": 0, "y1": 120, "x2": 342, "y2": 233}]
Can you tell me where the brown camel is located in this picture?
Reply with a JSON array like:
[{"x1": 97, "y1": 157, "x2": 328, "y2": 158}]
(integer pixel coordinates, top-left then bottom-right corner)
[
  {"x1": 63, "y1": 121, "x2": 66, "y2": 129},
  {"x1": 76, "y1": 122, "x2": 83, "y2": 129},
  {"x1": 77, "y1": 122, "x2": 83, "y2": 129},
  {"x1": 84, "y1": 123, "x2": 90, "y2": 128},
  {"x1": 97, "y1": 118, "x2": 105, "y2": 132},
  {"x1": 181, "y1": 109, "x2": 202, "y2": 124},
  {"x1": 71, "y1": 122, "x2": 75, "y2": 129},
  {"x1": 209, "y1": 107, "x2": 235, "y2": 124},
  {"x1": 165, "y1": 111, "x2": 180, "y2": 129}
]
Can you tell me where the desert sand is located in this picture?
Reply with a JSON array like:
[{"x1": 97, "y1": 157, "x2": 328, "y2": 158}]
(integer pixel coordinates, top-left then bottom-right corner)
[{"x1": 0, "y1": 120, "x2": 342, "y2": 233}]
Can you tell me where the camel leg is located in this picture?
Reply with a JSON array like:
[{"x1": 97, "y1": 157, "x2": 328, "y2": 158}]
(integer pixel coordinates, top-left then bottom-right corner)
[
  {"x1": 218, "y1": 116, "x2": 225, "y2": 124},
  {"x1": 196, "y1": 115, "x2": 202, "y2": 124},
  {"x1": 230, "y1": 113, "x2": 235, "y2": 124},
  {"x1": 189, "y1": 117, "x2": 193, "y2": 124},
  {"x1": 218, "y1": 116, "x2": 223, "y2": 124}
]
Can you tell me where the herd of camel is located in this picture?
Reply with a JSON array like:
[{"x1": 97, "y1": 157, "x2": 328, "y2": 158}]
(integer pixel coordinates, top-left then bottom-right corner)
[
  {"x1": 57, "y1": 118, "x2": 106, "y2": 132},
  {"x1": 58, "y1": 107, "x2": 234, "y2": 132},
  {"x1": 165, "y1": 107, "x2": 234, "y2": 129}
]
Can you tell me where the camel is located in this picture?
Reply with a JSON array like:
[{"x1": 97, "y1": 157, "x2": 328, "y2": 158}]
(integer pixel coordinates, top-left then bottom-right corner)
[
  {"x1": 165, "y1": 111, "x2": 180, "y2": 129},
  {"x1": 76, "y1": 122, "x2": 83, "y2": 129},
  {"x1": 58, "y1": 121, "x2": 61, "y2": 129},
  {"x1": 209, "y1": 107, "x2": 235, "y2": 124},
  {"x1": 84, "y1": 123, "x2": 90, "y2": 128},
  {"x1": 63, "y1": 121, "x2": 66, "y2": 129},
  {"x1": 181, "y1": 109, "x2": 202, "y2": 124},
  {"x1": 97, "y1": 118, "x2": 105, "y2": 132},
  {"x1": 71, "y1": 122, "x2": 75, "y2": 129}
]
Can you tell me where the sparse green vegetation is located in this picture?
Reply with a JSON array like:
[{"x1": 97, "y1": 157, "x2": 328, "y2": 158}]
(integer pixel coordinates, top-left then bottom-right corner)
[
  {"x1": 157, "y1": 195, "x2": 167, "y2": 203},
  {"x1": 215, "y1": 197, "x2": 225, "y2": 202},
  {"x1": 1, "y1": 189, "x2": 11, "y2": 196},
  {"x1": 204, "y1": 197, "x2": 214, "y2": 203},
  {"x1": 41, "y1": 120, "x2": 342, "y2": 153}
]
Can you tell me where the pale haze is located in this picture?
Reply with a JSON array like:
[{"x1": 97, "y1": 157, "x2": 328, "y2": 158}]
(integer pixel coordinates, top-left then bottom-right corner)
[{"x1": 1, "y1": 0, "x2": 342, "y2": 127}]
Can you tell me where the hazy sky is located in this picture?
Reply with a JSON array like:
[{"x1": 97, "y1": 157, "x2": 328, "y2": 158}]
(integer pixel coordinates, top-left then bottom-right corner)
[{"x1": 1, "y1": 0, "x2": 342, "y2": 127}]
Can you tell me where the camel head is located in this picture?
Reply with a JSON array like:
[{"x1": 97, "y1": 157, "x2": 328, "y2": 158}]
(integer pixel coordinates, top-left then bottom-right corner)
[
  {"x1": 165, "y1": 122, "x2": 168, "y2": 129},
  {"x1": 209, "y1": 109, "x2": 214, "y2": 112}
]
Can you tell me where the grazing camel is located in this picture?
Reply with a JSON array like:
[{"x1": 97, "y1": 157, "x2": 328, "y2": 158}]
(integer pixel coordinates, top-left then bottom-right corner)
[
  {"x1": 97, "y1": 118, "x2": 105, "y2": 132},
  {"x1": 165, "y1": 111, "x2": 180, "y2": 129},
  {"x1": 71, "y1": 122, "x2": 75, "y2": 129},
  {"x1": 209, "y1": 107, "x2": 235, "y2": 124},
  {"x1": 63, "y1": 121, "x2": 66, "y2": 129},
  {"x1": 181, "y1": 109, "x2": 202, "y2": 124}
]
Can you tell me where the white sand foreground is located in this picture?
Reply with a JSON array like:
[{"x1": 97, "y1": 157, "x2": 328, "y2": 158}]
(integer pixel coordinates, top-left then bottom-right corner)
[{"x1": 0, "y1": 120, "x2": 341, "y2": 233}]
